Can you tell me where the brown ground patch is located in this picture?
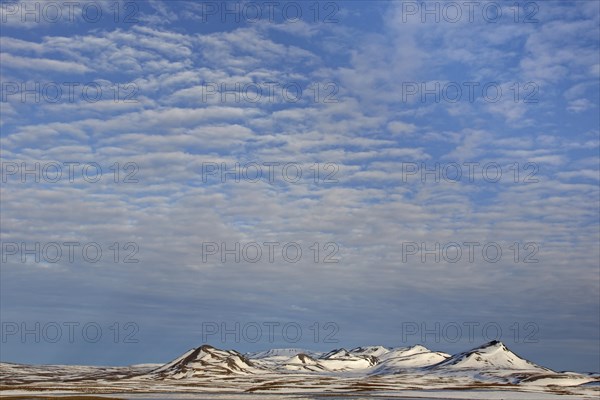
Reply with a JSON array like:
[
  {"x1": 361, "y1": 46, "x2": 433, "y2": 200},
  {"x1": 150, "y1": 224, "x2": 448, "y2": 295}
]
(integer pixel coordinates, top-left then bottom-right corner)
[{"x1": 1, "y1": 397, "x2": 126, "y2": 400}]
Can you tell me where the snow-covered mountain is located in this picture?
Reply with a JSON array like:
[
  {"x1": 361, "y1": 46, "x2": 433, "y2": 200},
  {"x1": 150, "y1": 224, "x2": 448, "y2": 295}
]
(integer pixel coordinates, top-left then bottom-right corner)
[
  {"x1": 317, "y1": 347, "x2": 378, "y2": 371},
  {"x1": 349, "y1": 345, "x2": 390, "y2": 358},
  {"x1": 246, "y1": 348, "x2": 319, "y2": 359},
  {"x1": 2, "y1": 341, "x2": 598, "y2": 398},
  {"x1": 281, "y1": 353, "x2": 328, "y2": 372},
  {"x1": 371, "y1": 345, "x2": 451, "y2": 373},
  {"x1": 431, "y1": 340, "x2": 550, "y2": 371},
  {"x1": 149, "y1": 343, "x2": 451, "y2": 376},
  {"x1": 149, "y1": 340, "x2": 561, "y2": 378},
  {"x1": 152, "y1": 344, "x2": 260, "y2": 378}
]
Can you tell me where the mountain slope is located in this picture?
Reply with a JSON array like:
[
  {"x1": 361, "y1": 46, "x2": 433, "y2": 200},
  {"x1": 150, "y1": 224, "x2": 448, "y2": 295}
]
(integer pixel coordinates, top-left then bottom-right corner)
[
  {"x1": 349, "y1": 345, "x2": 390, "y2": 358},
  {"x1": 281, "y1": 353, "x2": 329, "y2": 372},
  {"x1": 431, "y1": 340, "x2": 550, "y2": 371},
  {"x1": 317, "y1": 348, "x2": 378, "y2": 371},
  {"x1": 247, "y1": 348, "x2": 319, "y2": 359},
  {"x1": 371, "y1": 345, "x2": 450, "y2": 373},
  {"x1": 152, "y1": 345, "x2": 259, "y2": 378}
]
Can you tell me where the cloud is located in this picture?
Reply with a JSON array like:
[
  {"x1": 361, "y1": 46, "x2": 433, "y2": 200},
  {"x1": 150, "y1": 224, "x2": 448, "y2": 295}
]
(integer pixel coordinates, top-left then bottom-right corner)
[
  {"x1": 0, "y1": 52, "x2": 92, "y2": 73},
  {"x1": 0, "y1": 0, "x2": 598, "y2": 373},
  {"x1": 567, "y1": 98, "x2": 595, "y2": 113},
  {"x1": 387, "y1": 120, "x2": 417, "y2": 135}
]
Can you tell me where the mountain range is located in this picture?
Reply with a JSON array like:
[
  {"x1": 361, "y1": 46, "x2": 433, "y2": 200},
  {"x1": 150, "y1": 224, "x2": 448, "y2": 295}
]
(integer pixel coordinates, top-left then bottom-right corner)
[{"x1": 1, "y1": 340, "x2": 598, "y2": 398}]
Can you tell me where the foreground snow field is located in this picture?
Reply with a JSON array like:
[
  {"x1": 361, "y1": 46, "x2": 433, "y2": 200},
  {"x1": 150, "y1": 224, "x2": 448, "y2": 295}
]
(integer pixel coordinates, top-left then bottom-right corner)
[{"x1": 1, "y1": 341, "x2": 598, "y2": 399}]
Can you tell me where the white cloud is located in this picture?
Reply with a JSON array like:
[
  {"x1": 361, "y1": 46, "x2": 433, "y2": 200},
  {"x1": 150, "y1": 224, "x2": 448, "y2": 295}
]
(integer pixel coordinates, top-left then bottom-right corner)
[
  {"x1": 387, "y1": 120, "x2": 417, "y2": 135},
  {"x1": 0, "y1": 52, "x2": 92, "y2": 73}
]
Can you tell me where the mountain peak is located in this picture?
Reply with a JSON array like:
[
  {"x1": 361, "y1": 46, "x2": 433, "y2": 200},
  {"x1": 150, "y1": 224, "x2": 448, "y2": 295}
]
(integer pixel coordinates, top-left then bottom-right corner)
[
  {"x1": 320, "y1": 348, "x2": 351, "y2": 359},
  {"x1": 431, "y1": 341, "x2": 548, "y2": 371},
  {"x1": 349, "y1": 345, "x2": 390, "y2": 358},
  {"x1": 152, "y1": 344, "x2": 258, "y2": 378},
  {"x1": 247, "y1": 348, "x2": 314, "y2": 359},
  {"x1": 483, "y1": 340, "x2": 504, "y2": 347}
]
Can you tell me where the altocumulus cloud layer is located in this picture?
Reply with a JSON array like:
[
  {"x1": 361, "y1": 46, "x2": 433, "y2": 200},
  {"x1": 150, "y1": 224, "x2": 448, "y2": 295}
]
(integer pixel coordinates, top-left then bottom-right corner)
[{"x1": 0, "y1": 0, "x2": 598, "y2": 372}]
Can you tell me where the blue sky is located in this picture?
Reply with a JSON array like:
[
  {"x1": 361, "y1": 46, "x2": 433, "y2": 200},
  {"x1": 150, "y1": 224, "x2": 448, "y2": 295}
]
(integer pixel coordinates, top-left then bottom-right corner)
[{"x1": 0, "y1": 1, "x2": 599, "y2": 372}]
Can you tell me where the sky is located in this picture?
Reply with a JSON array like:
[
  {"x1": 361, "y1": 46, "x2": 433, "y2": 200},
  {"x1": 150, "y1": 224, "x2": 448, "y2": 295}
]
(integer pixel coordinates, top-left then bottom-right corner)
[{"x1": 0, "y1": 0, "x2": 599, "y2": 373}]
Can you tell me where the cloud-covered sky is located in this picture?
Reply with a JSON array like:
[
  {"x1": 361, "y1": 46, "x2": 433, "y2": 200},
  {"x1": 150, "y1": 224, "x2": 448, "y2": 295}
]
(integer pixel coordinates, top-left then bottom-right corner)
[{"x1": 1, "y1": 1, "x2": 598, "y2": 372}]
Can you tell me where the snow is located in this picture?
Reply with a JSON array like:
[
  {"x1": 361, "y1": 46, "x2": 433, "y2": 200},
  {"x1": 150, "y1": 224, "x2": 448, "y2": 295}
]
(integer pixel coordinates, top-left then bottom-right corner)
[
  {"x1": 349, "y1": 345, "x2": 390, "y2": 357},
  {"x1": 433, "y1": 340, "x2": 550, "y2": 371},
  {"x1": 1, "y1": 341, "x2": 598, "y2": 398},
  {"x1": 246, "y1": 348, "x2": 317, "y2": 359}
]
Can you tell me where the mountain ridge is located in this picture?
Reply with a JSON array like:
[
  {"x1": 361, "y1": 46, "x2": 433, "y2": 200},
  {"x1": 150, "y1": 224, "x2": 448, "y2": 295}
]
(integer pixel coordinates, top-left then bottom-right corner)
[
  {"x1": 150, "y1": 340, "x2": 558, "y2": 378},
  {"x1": 2, "y1": 341, "x2": 598, "y2": 396}
]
